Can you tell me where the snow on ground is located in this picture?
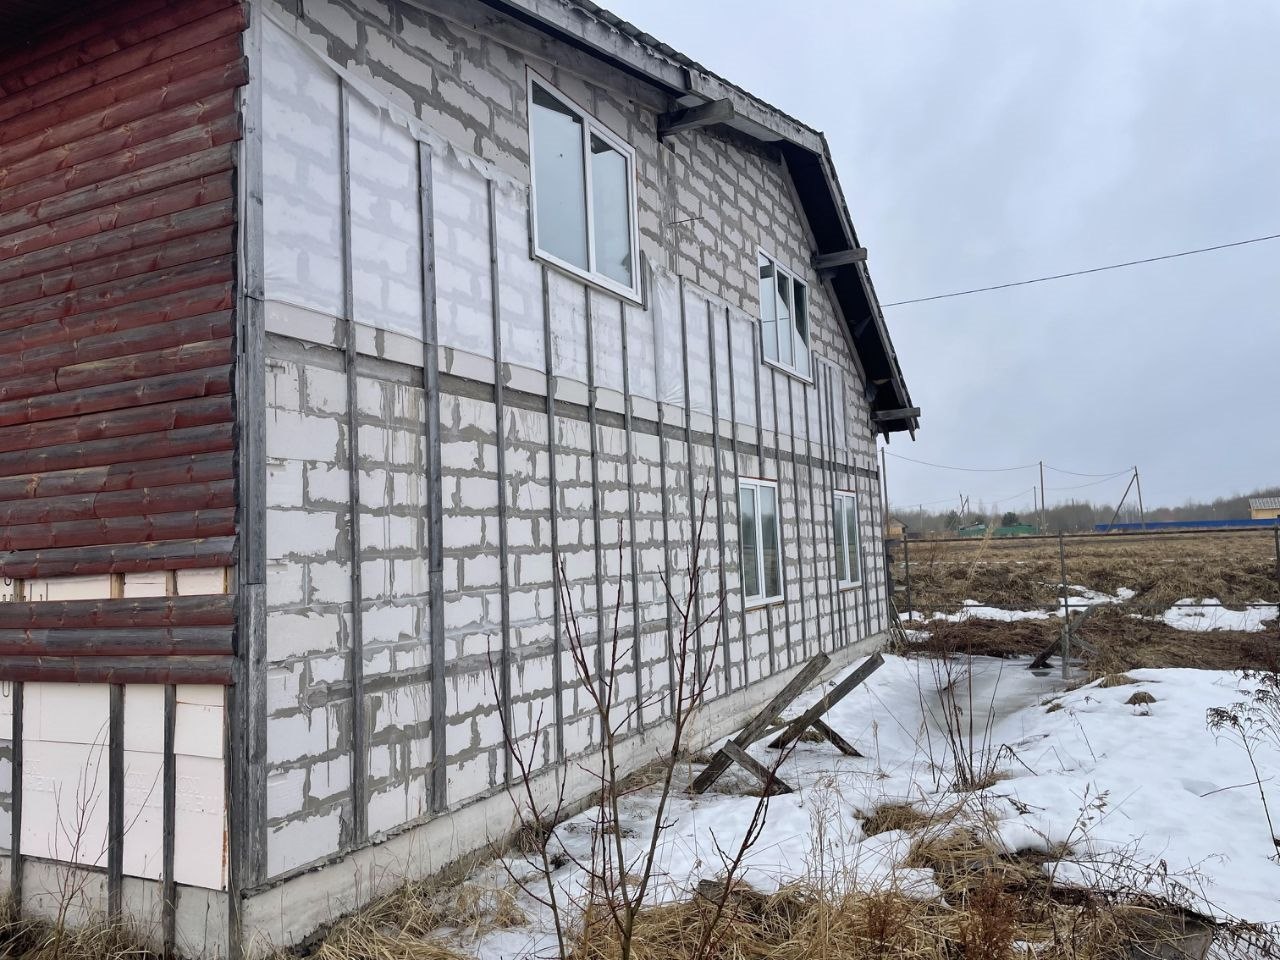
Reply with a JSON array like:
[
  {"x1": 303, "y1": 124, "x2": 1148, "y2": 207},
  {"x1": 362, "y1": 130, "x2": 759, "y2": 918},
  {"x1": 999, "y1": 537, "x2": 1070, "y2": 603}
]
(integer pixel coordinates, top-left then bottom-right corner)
[
  {"x1": 468, "y1": 655, "x2": 1280, "y2": 958},
  {"x1": 910, "y1": 588, "x2": 1278, "y2": 634},
  {"x1": 1156, "y1": 599, "x2": 1280, "y2": 633}
]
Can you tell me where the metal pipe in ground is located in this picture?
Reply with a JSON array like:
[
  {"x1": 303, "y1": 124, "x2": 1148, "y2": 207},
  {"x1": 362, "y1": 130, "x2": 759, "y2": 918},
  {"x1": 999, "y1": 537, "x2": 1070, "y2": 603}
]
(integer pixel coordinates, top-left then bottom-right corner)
[
  {"x1": 1059, "y1": 530, "x2": 1069, "y2": 680},
  {"x1": 903, "y1": 530, "x2": 913, "y2": 620}
]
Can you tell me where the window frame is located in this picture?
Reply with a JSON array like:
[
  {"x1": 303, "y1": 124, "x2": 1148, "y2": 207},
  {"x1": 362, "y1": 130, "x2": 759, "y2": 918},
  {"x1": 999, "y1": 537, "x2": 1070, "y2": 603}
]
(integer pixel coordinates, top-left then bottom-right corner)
[
  {"x1": 738, "y1": 476, "x2": 785, "y2": 607},
  {"x1": 833, "y1": 489, "x2": 862, "y2": 589},
  {"x1": 526, "y1": 71, "x2": 642, "y2": 303},
  {"x1": 756, "y1": 248, "x2": 812, "y2": 381}
]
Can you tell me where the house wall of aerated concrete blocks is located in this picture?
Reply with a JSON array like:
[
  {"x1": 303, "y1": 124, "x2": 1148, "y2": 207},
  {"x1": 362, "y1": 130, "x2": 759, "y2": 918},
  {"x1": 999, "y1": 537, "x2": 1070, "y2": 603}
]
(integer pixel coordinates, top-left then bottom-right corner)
[{"x1": 240, "y1": 0, "x2": 890, "y2": 932}]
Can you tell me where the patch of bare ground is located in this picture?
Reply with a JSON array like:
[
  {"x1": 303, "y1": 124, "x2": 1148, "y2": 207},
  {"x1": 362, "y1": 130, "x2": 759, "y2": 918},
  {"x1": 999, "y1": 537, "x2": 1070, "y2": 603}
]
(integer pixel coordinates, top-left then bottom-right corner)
[
  {"x1": 897, "y1": 530, "x2": 1278, "y2": 615},
  {"x1": 903, "y1": 608, "x2": 1280, "y2": 673}
]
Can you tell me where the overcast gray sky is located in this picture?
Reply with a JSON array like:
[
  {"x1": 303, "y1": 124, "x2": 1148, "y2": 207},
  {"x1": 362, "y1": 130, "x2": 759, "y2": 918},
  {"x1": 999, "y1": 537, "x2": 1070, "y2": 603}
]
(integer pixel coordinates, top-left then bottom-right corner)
[{"x1": 607, "y1": 0, "x2": 1280, "y2": 515}]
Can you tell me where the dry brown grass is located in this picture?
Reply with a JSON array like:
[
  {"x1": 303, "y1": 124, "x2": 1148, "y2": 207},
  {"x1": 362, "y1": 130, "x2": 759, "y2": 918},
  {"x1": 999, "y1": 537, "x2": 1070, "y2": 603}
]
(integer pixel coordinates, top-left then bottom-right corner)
[
  {"x1": 0, "y1": 902, "x2": 157, "y2": 960},
  {"x1": 565, "y1": 873, "x2": 1230, "y2": 960},
  {"x1": 297, "y1": 880, "x2": 525, "y2": 960},
  {"x1": 861, "y1": 802, "x2": 936, "y2": 836},
  {"x1": 1098, "y1": 673, "x2": 1138, "y2": 688},
  {"x1": 899, "y1": 530, "x2": 1278, "y2": 614},
  {"x1": 896, "y1": 530, "x2": 1280, "y2": 672}
]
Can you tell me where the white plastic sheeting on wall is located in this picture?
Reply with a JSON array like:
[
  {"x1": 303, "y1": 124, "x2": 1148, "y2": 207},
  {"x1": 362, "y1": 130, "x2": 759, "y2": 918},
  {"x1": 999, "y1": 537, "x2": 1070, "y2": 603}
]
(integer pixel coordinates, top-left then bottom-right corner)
[
  {"x1": 711, "y1": 309, "x2": 731, "y2": 419},
  {"x1": 652, "y1": 267, "x2": 684, "y2": 408},
  {"x1": 262, "y1": 19, "x2": 344, "y2": 318},
  {"x1": 434, "y1": 147, "x2": 495, "y2": 358},
  {"x1": 495, "y1": 178, "x2": 546, "y2": 372},
  {"x1": 591, "y1": 294, "x2": 625, "y2": 392},
  {"x1": 548, "y1": 269, "x2": 588, "y2": 382},
  {"x1": 623, "y1": 298, "x2": 657, "y2": 400},
  {"x1": 681, "y1": 286, "x2": 713, "y2": 416},
  {"x1": 348, "y1": 94, "x2": 423, "y2": 337},
  {"x1": 728, "y1": 310, "x2": 757, "y2": 428}
]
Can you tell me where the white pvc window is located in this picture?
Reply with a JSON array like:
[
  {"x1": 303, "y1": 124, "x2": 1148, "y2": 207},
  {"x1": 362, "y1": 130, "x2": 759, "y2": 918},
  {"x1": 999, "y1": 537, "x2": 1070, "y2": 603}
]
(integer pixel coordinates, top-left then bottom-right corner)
[
  {"x1": 834, "y1": 490, "x2": 862, "y2": 587},
  {"x1": 528, "y1": 75, "x2": 639, "y2": 300},
  {"x1": 739, "y1": 478, "x2": 783, "y2": 604},
  {"x1": 758, "y1": 251, "x2": 810, "y2": 378}
]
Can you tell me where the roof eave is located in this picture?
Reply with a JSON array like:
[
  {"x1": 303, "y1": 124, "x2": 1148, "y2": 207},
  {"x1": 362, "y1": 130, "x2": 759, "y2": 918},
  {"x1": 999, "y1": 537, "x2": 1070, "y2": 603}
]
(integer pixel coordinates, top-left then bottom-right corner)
[{"x1": 486, "y1": 0, "x2": 918, "y2": 436}]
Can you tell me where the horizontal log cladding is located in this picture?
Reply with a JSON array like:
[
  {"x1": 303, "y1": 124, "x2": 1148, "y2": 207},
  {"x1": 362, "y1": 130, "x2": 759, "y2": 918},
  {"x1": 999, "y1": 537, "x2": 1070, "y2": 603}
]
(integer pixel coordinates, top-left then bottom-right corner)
[
  {"x1": 0, "y1": 537, "x2": 238, "y2": 579},
  {"x1": 0, "y1": 655, "x2": 235, "y2": 684},
  {"x1": 0, "y1": 594, "x2": 235, "y2": 629},
  {"x1": 0, "y1": 0, "x2": 245, "y2": 679}
]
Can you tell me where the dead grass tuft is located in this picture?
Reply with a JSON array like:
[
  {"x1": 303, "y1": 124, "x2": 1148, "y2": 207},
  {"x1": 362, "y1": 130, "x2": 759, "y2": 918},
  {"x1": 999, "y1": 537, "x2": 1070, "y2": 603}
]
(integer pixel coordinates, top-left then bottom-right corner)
[
  {"x1": 861, "y1": 802, "x2": 935, "y2": 836},
  {"x1": 1098, "y1": 673, "x2": 1138, "y2": 688},
  {"x1": 301, "y1": 879, "x2": 525, "y2": 960},
  {"x1": 0, "y1": 905, "x2": 158, "y2": 960}
]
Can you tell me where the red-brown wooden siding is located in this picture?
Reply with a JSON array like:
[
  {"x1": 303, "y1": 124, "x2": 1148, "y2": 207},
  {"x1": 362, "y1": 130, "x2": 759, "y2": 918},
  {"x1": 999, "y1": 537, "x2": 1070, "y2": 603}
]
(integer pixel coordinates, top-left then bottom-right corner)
[{"x1": 0, "y1": 0, "x2": 246, "y2": 685}]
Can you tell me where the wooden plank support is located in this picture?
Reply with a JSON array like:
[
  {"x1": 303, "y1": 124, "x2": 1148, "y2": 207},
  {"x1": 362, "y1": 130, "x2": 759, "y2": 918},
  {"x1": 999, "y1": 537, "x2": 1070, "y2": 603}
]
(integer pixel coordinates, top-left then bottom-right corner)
[
  {"x1": 872, "y1": 406, "x2": 921, "y2": 423},
  {"x1": 720, "y1": 742, "x2": 792, "y2": 795},
  {"x1": 689, "y1": 652, "x2": 829, "y2": 794},
  {"x1": 812, "y1": 247, "x2": 868, "y2": 272},
  {"x1": 1029, "y1": 605, "x2": 1100, "y2": 670},
  {"x1": 768, "y1": 651, "x2": 884, "y2": 751},
  {"x1": 657, "y1": 98, "x2": 734, "y2": 138},
  {"x1": 810, "y1": 717, "x2": 863, "y2": 758}
]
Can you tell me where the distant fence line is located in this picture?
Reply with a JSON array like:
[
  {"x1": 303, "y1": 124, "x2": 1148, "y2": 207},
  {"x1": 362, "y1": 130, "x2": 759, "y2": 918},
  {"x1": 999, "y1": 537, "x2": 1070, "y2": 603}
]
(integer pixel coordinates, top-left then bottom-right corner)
[{"x1": 1094, "y1": 519, "x2": 1280, "y2": 532}]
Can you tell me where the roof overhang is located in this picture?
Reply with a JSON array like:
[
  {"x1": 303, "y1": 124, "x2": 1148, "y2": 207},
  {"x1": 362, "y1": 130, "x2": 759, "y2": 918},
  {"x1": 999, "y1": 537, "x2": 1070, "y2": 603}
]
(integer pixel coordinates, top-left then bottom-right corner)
[{"x1": 483, "y1": 0, "x2": 919, "y2": 436}]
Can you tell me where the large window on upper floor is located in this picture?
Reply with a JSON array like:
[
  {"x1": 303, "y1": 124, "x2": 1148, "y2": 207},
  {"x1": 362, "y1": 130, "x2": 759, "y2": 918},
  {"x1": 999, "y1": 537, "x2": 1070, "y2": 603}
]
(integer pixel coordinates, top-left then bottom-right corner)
[
  {"x1": 528, "y1": 75, "x2": 639, "y2": 299},
  {"x1": 739, "y1": 477, "x2": 783, "y2": 605},
  {"x1": 757, "y1": 251, "x2": 810, "y2": 379}
]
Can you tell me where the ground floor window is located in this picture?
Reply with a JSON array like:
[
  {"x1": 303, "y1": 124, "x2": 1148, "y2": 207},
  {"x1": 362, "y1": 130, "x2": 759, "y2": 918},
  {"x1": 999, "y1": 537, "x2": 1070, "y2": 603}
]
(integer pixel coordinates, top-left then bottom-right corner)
[
  {"x1": 834, "y1": 490, "x2": 861, "y2": 587},
  {"x1": 739, "y1": 478, "x2": 783, "y2": 604}
]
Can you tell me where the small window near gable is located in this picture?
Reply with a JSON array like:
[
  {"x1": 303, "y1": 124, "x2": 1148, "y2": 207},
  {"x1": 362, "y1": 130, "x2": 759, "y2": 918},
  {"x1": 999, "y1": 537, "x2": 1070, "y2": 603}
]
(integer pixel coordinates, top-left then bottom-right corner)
[
  {"x1": 757, "y1": 251, "x2": 810, "y2": 378},
  {"x1": 528, "y1": 75, "x2": 639, "y2": 299},
  {"x1": 834, "y1": 490, "x2": 861, "y2": 587},
  {"x1": 739, "y1": 477, "x2": 784, "y2": 605}
]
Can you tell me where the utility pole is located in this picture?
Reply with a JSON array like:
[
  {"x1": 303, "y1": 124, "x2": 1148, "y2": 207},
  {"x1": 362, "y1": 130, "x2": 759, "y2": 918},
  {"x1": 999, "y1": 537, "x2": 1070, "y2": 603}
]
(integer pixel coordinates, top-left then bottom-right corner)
[
  {"x1": 1039, "y1": 460, "x2": 1046, "y2": 532},
  {"x1": 1133, "y1": 466, "x2": 1146, "y2": 530},
  {"x1": 880, "y1": 445, "x2": 889, "y2": 530}
]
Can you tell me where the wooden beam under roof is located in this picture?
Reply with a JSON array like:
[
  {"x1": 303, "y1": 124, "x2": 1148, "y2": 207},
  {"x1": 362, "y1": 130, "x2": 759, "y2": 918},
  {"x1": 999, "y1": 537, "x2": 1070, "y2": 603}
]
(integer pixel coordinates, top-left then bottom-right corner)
[
  {"x1": 812, "y1": 247, "x2": 869, "y2": 271},
  {"x1": 657, "y1": 98, "x2": 734, "y2": 137},
  {"x1": 873, "y1": 406, "x2": 922, "y2": 423}
]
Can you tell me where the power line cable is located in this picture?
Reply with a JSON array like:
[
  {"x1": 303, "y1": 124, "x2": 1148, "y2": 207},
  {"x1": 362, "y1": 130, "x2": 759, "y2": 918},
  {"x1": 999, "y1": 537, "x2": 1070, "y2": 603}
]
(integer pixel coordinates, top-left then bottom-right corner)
[
  {"x1": 1045, "y1": 471, "x2": 1132, "y2": 492},
  {"x1": 1044, "y1": 463, "x2": 1131, "y2": 479},
  {"x1": 882, "y1": 232, "x2": 1280, "y2": 307},
  {"x1": 884, "y1": 451, "x2": 1037, "y2": 473}
]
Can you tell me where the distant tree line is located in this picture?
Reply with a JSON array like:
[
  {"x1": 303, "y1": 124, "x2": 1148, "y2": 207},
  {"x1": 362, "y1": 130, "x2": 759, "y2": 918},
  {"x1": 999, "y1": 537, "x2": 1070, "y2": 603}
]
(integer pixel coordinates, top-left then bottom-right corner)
[{"x1": 893, "y1": 485, "x2": 1280, "y2": 536}]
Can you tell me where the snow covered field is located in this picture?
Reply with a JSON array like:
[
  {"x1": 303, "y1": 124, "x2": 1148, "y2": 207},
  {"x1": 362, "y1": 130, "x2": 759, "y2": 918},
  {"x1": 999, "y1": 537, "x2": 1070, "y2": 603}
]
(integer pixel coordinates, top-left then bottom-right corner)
[{"x1": 463, "y1": 654, "x2": 1280, "y2": 958}]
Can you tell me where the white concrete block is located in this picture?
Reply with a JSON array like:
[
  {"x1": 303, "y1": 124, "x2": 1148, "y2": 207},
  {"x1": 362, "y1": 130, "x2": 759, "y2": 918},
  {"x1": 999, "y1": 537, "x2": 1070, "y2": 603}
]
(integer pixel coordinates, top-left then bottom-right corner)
[
  {"x1": 122, "y1": 571, "x2": 169, "y2": 598},
  {"x1": 24, "y1": 575, "x2": 112, "y2": 602},
  {"x1": 23, "y1": 739, "x2": 109, "y2": 867},
  {"x1": 266, "y1": 768, "x2": 306, "y2": 821},
  {"x1": 267, "y1": 459, "x2": 306, "y2": 515},
  {"x1": 174, "y1": 754, "x2": 227, "y2": 890},
  {"x1": 268, "y1": 809, "x2": 342, "y2": 878},
  {"x1": 175, "y1": 695, "x2": 224, "y2": 760},
  {"x1": 122, "y1": 749, "x2": 164, "y2": 881}
]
